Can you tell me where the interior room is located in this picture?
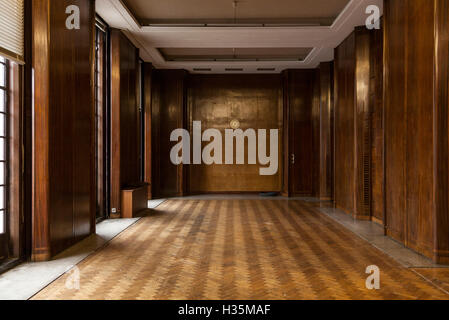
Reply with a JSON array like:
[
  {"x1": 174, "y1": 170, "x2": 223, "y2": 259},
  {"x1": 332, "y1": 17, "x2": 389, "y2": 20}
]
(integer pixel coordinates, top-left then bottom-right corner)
[{"x1": 1, "y1": 0, "x2": 449, "y2": 301}]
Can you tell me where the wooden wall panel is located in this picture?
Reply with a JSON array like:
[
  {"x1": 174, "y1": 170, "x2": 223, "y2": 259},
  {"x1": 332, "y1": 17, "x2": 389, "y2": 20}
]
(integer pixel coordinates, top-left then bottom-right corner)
[
  {"x1": 404, "y1": 0, "x2": 435, "y2": 255},
  {"x1": 354, "y1": 28, "x2": 372, "y2": 220},
  {"x1": 110, "y1": 30, "x2": 141, "y2": 216},
  {"x1": 384, "y1": 0, "x2": 406, "y2": 241},
  {"x1": 119, "y1": 35, "x2": 140, "y2": 188},
  {"x1": 384, "y1": 0, "x2": 449, "y2": 262},
  {"x1": 434, "y1": 0, "x2": 449, "y2": 264},
  {"x1": 32, "y1": 0, "x2": 95, "y2": 261},
  {"x1": 334, "y1": 28, "x2": 372, "y2": 219},
  {"x1": 334, "y1": 32, "x2": 356, "y2": 215},
  {"x1": 312, "y1": 69, "x2": 321, "y2": 197},
  {"x1": 151, "y1": 70, "x2": 187, "y2": 198},
  {"x1": 187, "y1": 74, "x2": 283, "y2": 193},
  {"x1": 143, "y1": 63, "x2": 153, "y2": 199},
  {"x1": 319, "y1": 62, "x2": 334, "y2": 200},
  {"x1": 110, "y1": 30, "x2": 121, "y2": 217},
  {"x1": 32, "y1": 0, "x2": 51, "y2": 261},
  {"x1": 370, "y1": 25, "x2": 384, "y2": 224}
]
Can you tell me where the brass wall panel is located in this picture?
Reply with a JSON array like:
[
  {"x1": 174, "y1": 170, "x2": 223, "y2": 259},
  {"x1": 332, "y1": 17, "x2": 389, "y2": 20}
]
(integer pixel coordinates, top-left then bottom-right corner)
[{"x1": 187, "y1": 75, "x2": 283, "y2": 193}]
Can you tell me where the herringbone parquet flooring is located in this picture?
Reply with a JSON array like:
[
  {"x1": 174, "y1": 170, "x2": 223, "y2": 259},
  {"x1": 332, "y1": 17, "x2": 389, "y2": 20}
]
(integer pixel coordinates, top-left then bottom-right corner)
[{"x1": 32, "y1": 200, "x2": 449, "y2": 300}]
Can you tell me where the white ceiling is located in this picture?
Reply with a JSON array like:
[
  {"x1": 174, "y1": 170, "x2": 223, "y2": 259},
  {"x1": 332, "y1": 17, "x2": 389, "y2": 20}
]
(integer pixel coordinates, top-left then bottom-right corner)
[
  {"x1": 96, "y1": 0, "x2": 383, "y2": 74},
  {"x1": 121, "y1": 0, "x2": 350, "y2": 26}
]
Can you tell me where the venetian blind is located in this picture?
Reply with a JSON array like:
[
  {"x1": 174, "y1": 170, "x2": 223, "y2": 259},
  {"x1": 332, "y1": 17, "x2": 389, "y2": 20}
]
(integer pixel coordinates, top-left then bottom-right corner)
[{"x1": 0, "y1": 0, "x2": 24, "y2": 64}]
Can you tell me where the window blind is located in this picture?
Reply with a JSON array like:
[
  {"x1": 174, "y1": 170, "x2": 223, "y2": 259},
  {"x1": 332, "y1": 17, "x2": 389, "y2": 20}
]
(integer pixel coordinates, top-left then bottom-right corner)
[{"x1": 0, "y1": 0, "x2": 24, "y2": 64}]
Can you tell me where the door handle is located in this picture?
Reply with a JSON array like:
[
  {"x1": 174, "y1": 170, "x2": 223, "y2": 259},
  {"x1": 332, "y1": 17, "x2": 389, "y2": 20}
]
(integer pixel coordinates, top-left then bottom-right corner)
[{"x1": 291, "y1": 153, "x2": 295, "y2": 165}]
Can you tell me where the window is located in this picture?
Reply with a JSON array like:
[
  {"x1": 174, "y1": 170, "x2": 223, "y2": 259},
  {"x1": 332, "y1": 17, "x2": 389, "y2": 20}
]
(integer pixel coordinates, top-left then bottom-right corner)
[
  {"x1": 95, "y1": 18, "x2": 109, "y2": 220},
  {"x1": 0, "y1": 0, "x2": 25, "y2": 63},
  {"x1": 0, "y1": 56, "x2": 8, "y2": 236}
]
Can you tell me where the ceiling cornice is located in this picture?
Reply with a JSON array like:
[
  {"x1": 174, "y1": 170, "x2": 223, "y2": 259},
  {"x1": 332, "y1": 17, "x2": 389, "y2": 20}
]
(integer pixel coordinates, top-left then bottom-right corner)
[{"x1": 96, "y1": 0, "x2": 383, "y2": 73}]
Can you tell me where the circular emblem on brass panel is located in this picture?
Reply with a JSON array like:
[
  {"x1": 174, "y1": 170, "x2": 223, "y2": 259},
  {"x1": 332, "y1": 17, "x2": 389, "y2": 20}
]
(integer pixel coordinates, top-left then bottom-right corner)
[{"x1": 230, "y1": 119, "x2": 240, "y2": 129}]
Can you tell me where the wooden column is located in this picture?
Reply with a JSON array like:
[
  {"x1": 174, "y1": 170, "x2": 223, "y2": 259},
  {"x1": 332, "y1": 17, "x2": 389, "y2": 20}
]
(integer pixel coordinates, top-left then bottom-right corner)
[
  {"x1": 110, "y1": 30, "x2": 121, "y2": 217},
  {"x1": 334, "y1": 27, "x2": 372, "y2": 220},
  {"x1": 354, "y1": 27, "x2": 372, "y2": 220},
  {"x1": 32, "y1": 0, "x2": 95, "y2": 261},
  {"x1": 433, "y1": 0, "x2": 449, "y2": 264},
  {"x1": 312, "y1": 69, "x2": 321, "y2": 197},
  {"x1": 110, "y1": 29, "x2": 140, "y2": 217},
  {"x1": 384, "y1": 0, "x2": 449, "y2": 263},
  {"x1": 151, "y1": 70, "x2": 187, "y2": 198},
  {"x1": 370, "y1": 24, "x2": 384, "y2": 225},
  {"x1": 143, "y1": 63, "x2": 153, "y2": 199},
  {"x1": 318, "y1": 62, "x2": 334, "y2": 200}
]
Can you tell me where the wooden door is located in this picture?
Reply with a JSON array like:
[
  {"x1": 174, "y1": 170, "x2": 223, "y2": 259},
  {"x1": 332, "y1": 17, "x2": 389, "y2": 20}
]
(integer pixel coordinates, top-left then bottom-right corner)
[{"x1": 288, "y1": 70, "x2": 315, "y2": 196}]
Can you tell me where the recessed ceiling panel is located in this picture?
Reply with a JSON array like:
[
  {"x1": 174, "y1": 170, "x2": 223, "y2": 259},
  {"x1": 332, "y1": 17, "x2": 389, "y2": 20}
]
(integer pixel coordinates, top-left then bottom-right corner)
[
  {"x1": 159, "y1": 47, "x2": 313, "y2": 61},
  {"x1": 123, "y1": 0, "x2": 351, "y2": 26}
]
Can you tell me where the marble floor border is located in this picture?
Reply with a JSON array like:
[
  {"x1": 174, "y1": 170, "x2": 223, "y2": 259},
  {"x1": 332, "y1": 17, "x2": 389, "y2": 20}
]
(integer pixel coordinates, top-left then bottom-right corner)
[{"x1": 317, "y1": 206, "x2": 446, "y2": 269}]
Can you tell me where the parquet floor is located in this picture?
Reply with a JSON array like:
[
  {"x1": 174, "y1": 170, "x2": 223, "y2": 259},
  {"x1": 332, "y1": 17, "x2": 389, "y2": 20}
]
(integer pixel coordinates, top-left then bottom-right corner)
[{"x1": 32, "y1": 199, "x2": 449, "y2": 300}]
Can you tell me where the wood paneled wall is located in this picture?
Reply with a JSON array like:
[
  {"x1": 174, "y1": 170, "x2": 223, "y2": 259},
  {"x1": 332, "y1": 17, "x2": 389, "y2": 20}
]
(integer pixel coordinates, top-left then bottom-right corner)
[
  {"x1": 151, "y1": 70, "x2": 187, "y2": 198},
  {"x1": 318, "y1": 62, "x2": 334, "y2": 200},
  {"x1": 32, "y1": 0, "x2": 95, "y2": 261},
  {"x1": 110, "y1": 30, "x2": 141, "y2": 216},
  {"x1": 143, "y1": 63, "x2": 153, "y2": 199},
  {"x1": 150, "y1": 70, "x2": 322, "y2": 197},
  {"x1": 187, "y1": 74, "x2": 283, "y2": 193},
  {"x1": 370, "y1": 25, "x2": 384, "y2": 224},
  {"x1": 312, "y1": 69, "x2": 321, "y2": 197},
  {"x1": 434, "y1": 0, "x2": 449, "y2": 264},
  {"x1": 384, "y1": 0, "x2": 449, "y2": 263},
  {"x1": 334, "y1": 27, "x2": 372, "y2": 220}
]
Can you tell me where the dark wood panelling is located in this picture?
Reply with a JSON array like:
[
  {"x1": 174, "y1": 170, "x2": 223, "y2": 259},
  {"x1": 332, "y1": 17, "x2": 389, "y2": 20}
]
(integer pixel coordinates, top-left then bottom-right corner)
[
  {"x1": 284, "y1": 70, "x2": 316, "y2": 196},
  {"x1": 117, "y1": 32, "x2": 140, "y2": 187},
  {"x1": 334, "y1": 28, "x2": 372, "y2": 220},
  {"x1": 405, "y1": 0, "x2": 435, "y2": 259},
  {"x1": 384, "y1": 0, "x2": 435, "y2": 256},
  {"x1": 151, "y1": 70, "x2": 187, "y2": 198},
  {"x1": 110, "y1": 30, "x2": 141, "y2": 216},
  {"x1": 384, "y1": 0, "x2": 406, "y2": 241},
  {"x1": 318, "y1": 62, "x2": 334, "y2": 200},
  {"x1": 32, "y1": 0, "x2": 95, "y2": 261},
  {"x1": 334, "y1": 32, "x2": 356, "y2": 215},
  {"x1": 384, "y1": 0, "x2": 449, "y2": 262},
  {"x1": 312, "y1": 69, "x2": 320, "y2": 197},
  {"x1": 370, "y1": 24, "x2": 384, "y2": 224},
  {"x1": 434, "y1": 0, "x2": 449, "y2": 264},
  {"x1": 32, "y1": 0, "x2": 51, "y2": 262},
  {"x1": 143, "y1": 63, "x2": 153, "y2": 199},
  {"x1": 354, "y1": 28, "x2": 372, "y2": 220},
  {"x1": 110, "y1": 30, "x2": 121, "y2": 216},
  {"x1": 187, "y1": 74, "x2": 283, "y2": 193}
]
